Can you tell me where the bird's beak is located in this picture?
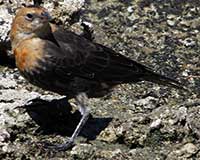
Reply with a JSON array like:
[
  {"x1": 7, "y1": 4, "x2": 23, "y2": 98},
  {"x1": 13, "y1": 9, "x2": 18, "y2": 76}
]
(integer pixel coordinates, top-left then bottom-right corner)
[{"x1": 40, "y1": 11, "x2": 52, "y2": 21}]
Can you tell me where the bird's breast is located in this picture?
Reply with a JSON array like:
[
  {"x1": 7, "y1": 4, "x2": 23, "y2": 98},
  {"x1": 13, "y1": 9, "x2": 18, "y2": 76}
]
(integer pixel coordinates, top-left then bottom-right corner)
[{"x1": 13, "y1": 38, "x2": 45, "y2": 72}]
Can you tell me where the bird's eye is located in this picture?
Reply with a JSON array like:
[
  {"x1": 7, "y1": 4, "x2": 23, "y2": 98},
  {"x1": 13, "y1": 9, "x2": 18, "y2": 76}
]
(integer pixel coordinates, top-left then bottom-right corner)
[{"x1": 25, "y1": 13, "x2": 34, "y2": 21}]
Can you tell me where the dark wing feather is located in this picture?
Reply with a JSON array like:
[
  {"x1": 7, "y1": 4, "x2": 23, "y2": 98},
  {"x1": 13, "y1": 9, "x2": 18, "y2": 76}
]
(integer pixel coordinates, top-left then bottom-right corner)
[
  {"x1": 42, "y1": 28, "x2": 185, "y2": 90},
  {"x1": 46, "y1": 29, "x2": 147, "y2": 83}
]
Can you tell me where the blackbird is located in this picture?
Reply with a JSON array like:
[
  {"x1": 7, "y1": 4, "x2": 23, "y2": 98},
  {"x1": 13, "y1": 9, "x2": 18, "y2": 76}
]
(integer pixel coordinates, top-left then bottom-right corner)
[{"x1": 10, "y1": 6, "x2": 184, "y2": 150}]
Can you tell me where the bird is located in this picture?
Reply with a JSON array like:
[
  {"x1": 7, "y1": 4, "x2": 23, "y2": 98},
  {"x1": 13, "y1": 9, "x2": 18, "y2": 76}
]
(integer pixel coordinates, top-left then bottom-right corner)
[{"x1": 10, "y1": 6, "x2": 185, "y2": 151}]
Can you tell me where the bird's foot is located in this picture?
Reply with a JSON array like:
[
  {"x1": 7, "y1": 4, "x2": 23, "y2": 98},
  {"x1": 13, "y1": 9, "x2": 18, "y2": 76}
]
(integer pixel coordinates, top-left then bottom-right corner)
[{"x1": 43, "y1": 139, "x2": 74, "y2": 151}]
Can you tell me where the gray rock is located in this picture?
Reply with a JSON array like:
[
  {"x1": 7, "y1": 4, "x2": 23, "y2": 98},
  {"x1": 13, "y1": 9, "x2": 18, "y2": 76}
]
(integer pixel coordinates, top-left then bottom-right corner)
[{"x1": 0, "y1": 0, "x2": 199, "y2": 159}]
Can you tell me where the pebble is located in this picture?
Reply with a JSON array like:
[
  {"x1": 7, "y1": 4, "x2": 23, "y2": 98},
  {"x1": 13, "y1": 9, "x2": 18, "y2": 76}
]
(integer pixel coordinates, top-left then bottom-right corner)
[{"x1": 150, "y1": 119, "x2": 162, "y2": 130}]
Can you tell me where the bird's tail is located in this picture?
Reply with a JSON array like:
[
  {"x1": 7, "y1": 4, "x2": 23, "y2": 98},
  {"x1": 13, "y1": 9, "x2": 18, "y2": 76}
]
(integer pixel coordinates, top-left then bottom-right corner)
[{"x1": 143, "y1": 69, "x2": 187, "y2": 91}]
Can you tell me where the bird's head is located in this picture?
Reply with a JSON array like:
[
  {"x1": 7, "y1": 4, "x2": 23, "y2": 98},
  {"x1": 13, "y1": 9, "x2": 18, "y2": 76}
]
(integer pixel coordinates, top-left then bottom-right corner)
[{"x1": 10, "y1": 6, "x2": 52, "y2": 47}]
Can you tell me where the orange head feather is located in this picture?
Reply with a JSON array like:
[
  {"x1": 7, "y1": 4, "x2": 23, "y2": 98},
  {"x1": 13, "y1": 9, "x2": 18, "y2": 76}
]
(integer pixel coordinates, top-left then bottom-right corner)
[{"x1": 10, "y1": 6, "x2": 52, "y2": 49}]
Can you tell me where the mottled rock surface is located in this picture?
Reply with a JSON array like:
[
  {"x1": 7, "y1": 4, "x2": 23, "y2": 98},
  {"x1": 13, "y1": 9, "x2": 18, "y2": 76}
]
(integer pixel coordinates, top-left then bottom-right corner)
[{"x1": 0, "y1": 0, "x2": 199, "y2": 159}]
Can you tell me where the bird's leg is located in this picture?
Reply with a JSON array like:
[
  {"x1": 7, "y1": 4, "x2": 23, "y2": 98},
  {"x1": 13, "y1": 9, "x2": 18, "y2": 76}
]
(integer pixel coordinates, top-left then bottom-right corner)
[
  {"x1": 46, "y1": 92, "x2": 90, "y2": 151},
  {"x1": 62, "y1": 92, "x2": 90, "y2": 147}
]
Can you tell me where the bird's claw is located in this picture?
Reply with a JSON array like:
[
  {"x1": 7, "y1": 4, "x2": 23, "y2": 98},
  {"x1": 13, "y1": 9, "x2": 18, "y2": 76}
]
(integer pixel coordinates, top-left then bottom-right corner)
[{"x1": 43, "y1": 139, "x2": 74, "y2": 151}]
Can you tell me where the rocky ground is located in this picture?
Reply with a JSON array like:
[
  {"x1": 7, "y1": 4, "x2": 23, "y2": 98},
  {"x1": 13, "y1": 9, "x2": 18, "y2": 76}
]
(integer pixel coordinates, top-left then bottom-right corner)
[{"x1": 0, "y1": 0, "x2": 200, "y2": 159}]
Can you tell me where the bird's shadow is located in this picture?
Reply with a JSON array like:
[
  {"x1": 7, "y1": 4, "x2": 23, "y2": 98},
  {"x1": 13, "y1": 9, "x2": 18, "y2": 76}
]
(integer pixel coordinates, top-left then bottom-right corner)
[{"x1": 21, "y1": 97, "x2": 112, "y2": 140}]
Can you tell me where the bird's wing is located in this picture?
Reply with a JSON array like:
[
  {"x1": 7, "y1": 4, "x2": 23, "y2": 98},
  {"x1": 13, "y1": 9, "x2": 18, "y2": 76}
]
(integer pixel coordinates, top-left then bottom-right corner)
[{"x1": 45, "y1": 29, "x2": 147, "y2": 83}]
